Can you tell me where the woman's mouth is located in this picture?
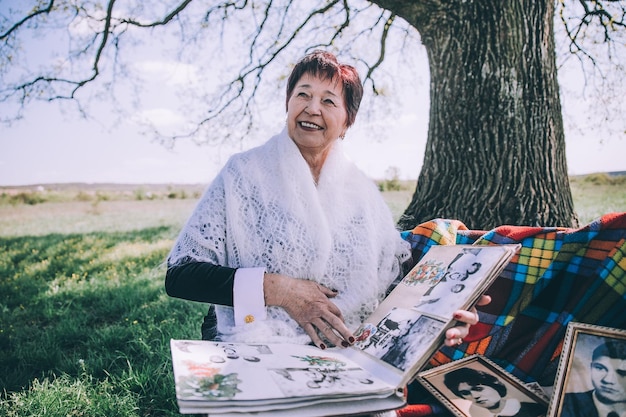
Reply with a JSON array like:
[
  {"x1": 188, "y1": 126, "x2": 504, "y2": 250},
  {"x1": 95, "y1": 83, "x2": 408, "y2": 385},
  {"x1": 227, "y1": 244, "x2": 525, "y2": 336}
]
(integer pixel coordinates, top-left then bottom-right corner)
[{"x1": 299, "y1": 121, "x2": 322, "y2": 130}]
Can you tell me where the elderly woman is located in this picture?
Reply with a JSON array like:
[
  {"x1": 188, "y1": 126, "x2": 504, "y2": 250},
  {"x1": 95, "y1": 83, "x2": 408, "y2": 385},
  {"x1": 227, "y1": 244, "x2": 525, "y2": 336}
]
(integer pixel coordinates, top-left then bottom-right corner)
[{"x1": 165, "y1": 50, "x2": 484, "y2": 352}]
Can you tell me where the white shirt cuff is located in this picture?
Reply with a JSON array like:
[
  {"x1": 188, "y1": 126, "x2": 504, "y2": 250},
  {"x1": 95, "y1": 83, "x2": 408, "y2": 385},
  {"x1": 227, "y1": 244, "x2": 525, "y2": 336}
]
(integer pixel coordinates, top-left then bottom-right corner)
[{"x1": 233, "y1": 267, "x2": 267, "y2": 326}]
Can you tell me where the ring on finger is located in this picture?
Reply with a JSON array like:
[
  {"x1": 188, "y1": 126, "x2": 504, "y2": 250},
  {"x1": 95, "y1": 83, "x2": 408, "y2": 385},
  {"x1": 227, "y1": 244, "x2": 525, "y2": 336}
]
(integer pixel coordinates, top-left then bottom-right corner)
[{"x1": 457, "y1": 338, "x2": 463, "y2": 345}]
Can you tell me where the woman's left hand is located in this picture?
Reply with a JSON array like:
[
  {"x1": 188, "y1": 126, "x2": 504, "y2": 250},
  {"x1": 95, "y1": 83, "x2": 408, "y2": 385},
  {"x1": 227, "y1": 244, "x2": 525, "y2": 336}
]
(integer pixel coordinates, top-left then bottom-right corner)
[{"x1": 443, "y1": 294, "x2": 491, "y2": 347}]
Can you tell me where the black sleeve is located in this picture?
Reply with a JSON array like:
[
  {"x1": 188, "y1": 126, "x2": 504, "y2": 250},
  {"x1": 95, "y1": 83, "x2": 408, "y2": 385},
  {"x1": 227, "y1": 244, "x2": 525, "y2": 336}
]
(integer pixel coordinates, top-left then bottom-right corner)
[{"x1": 165, "y1": 257, "x2": 237, "y2": 306}]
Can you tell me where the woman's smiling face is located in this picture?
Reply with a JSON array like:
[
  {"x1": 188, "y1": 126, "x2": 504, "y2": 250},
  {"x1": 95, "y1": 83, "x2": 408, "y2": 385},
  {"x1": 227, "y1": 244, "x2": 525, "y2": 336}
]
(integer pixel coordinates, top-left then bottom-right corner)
[{"x1": 286, "y1": 73, "x2": 348, "y2": 156}]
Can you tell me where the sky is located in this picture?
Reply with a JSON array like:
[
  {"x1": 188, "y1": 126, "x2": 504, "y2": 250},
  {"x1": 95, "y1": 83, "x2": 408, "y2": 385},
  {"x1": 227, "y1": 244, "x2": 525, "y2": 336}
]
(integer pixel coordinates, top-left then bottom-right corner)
[
  {"x1": 2, "y1": 56, "x2": 625, "y2": 188},
  {"x1": 1, "y1": 4, "x2": 624, "y2": 187},
  {"x1": 0, "y1": 99, "x2": 434, "y2": 187},
  {"x1": 1, "y1": 76, "x2": 623, "y2": 187}
]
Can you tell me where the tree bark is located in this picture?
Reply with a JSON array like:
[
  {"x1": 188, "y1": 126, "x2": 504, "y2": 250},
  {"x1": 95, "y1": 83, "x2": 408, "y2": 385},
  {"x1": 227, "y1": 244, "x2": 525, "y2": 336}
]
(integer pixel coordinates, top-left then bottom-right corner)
[{"x1": 373, "y1": 0, "x2": 578, "y2": 230}]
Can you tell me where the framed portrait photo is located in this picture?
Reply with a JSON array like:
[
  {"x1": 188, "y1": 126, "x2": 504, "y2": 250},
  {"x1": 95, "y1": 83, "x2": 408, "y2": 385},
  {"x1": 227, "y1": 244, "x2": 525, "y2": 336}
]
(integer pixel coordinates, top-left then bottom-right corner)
[
  {"x1": 547, "y1": 322, "x2": 626, "y2": 417},
  {"x1": 417, "y1": 355, "x2": 548, "y2": 417}
]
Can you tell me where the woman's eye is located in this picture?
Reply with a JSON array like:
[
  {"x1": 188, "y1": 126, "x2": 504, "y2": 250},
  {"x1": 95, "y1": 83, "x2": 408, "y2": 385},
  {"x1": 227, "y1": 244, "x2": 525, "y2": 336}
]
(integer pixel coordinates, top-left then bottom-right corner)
[{"x1": 323, "y1": 99, "x2": 336, "y2": 106}]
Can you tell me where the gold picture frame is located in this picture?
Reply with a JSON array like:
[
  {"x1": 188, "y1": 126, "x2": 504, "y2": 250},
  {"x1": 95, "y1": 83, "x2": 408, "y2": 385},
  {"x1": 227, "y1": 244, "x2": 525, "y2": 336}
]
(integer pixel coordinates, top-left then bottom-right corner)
[
  {"x1": 547, "y1": 321, "x2": 626, "y2": 417},
  {"x1": 418, "y1": 355, "x2": 548, "y2": 417}
]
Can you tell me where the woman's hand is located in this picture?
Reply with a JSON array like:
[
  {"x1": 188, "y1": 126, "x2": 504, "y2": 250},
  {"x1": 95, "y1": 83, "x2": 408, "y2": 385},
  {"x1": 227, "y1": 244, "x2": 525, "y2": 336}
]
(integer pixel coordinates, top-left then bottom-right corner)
[
  {"x1": 264, "y1": 273, "x2": 355, "y2": 350},
  {"x1": 444, "y1": 294, "x2": 491, "y2": 347}
]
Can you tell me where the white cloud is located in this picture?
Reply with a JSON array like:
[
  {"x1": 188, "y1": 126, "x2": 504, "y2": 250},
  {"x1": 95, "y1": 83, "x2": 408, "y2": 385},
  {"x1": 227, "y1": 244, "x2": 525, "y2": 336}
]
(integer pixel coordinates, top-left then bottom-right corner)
[
  {"x1": 133, "y1": 60, "x2": 200, "y2": 86},
  {"x1": 68, "y1": 10, "x2": 107, "y2": 37},
  {"x1": 133, "y1": 108, "x2": 186, "y2": 130}
]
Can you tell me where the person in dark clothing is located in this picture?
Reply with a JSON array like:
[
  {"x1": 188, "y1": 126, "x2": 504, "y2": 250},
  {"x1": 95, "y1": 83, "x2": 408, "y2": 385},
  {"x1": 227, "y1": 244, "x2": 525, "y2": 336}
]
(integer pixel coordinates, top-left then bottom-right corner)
[{"x1": 561, "y1": 339, "x2": 626, "y2": 417}]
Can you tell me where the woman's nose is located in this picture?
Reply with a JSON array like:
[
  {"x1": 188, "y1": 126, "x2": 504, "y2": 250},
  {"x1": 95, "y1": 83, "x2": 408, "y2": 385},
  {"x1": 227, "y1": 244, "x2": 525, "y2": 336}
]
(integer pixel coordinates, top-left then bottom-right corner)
[{"x1": 305, "y1": 101, "x2": 321, "y2": 115}]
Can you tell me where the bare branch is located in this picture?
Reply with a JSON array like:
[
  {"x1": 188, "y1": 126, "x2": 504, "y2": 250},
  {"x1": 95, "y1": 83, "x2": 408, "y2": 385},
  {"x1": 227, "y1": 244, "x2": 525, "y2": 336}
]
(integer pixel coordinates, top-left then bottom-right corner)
[
  {"x1": 118, "y1": 0, "x2": 195, "y2": 28},
  {"x1": 2, "y1": 0, "x2": 623, "y2": 149},
  {"x1": 305, "y1": 0, "x2": 352, "y2": 49},
  {"x1": 158, "y1": 0, "x2": 349, "y2": 144},
  {"x1": 0, "y1": 0, "x2": 56, "y2": 40},
  {"x1": 559, "y1": 0, "x2": 626, "y2": 56},
  {"x1": 1, "y1": 0, "x2": 198, "y2": 105},
  {"x1": 361, "y1": 13, "x2": 395, "y2": 95}
]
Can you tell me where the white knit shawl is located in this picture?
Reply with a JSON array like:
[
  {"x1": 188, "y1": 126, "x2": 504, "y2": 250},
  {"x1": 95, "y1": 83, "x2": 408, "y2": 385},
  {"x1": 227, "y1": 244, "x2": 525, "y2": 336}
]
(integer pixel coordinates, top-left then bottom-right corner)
[{"x1": 168, "y1": 127, "x2": 410, "y2": 344}]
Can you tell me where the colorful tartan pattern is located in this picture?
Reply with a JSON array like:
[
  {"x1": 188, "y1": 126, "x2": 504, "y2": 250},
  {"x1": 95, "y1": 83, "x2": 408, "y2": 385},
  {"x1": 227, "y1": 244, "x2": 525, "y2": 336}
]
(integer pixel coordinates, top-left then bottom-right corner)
[{"x1": 401, "y1": 212, "x2": 626, "y2": 387}]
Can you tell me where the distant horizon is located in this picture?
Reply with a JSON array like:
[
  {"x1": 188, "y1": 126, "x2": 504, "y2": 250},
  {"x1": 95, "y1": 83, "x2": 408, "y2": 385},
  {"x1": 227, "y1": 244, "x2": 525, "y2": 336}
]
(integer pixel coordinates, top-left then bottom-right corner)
[{"x1": 2, "y1": 170, "x2": 624, "y2": 189}]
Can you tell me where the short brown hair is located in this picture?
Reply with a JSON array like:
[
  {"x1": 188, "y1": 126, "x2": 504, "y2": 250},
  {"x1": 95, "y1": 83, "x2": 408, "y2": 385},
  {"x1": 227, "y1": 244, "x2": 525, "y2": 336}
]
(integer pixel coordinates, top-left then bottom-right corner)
[{"x1": 286, "y1": 50, "x2": 363, "y2": 128}]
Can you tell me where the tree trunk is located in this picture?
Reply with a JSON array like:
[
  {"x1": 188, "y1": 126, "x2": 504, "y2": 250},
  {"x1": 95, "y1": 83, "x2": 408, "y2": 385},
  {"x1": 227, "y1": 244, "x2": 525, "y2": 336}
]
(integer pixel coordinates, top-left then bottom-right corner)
[{"x1": 372, "y1": 0, "x2": 578, "y2": 230}]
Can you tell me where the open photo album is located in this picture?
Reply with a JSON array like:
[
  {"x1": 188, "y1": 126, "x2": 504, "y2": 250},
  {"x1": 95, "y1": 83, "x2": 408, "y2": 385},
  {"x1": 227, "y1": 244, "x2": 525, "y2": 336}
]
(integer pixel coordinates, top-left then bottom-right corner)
[{"x1": 170, "y1": 243, "x2": 520, "y2": 416}]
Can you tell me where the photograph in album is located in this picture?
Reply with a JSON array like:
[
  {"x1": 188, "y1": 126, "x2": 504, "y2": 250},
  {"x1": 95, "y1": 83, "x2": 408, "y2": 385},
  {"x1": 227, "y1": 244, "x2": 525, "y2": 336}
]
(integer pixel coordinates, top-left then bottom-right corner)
[
  {"x1": 170, "y1": 243, "x2": 520, "y2": 416},
  {"x1": 350, "y1": 244, "x2": 521, "y2": 382}
]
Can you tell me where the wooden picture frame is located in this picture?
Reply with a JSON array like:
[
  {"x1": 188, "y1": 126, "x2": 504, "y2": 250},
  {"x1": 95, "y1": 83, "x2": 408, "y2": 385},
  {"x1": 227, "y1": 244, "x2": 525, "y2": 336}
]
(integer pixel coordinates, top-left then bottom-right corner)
[
  {"x1": 418, "y1": 355, "x2": 549, "y2": 417},
  {"x1": 547, "y1": 322, "x2": 626, "y2": 417}
]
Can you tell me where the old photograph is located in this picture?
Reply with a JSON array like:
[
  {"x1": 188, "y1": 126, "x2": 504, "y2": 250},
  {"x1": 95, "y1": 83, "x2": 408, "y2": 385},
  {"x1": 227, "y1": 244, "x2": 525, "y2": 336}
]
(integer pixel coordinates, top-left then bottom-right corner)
[
  {"x1": 548, "y1": 322, "x2": 626, "y2": 417},
  {"x1": 419, "y1": 355, "x2": 548, "y2": 417}
]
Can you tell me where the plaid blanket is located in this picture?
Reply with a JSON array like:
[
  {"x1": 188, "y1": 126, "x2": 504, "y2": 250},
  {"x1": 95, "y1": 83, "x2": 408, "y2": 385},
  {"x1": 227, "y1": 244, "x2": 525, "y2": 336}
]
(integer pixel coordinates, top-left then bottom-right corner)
[{"x1": 398, "y1": 212, "x2": 626, "y2": 414}]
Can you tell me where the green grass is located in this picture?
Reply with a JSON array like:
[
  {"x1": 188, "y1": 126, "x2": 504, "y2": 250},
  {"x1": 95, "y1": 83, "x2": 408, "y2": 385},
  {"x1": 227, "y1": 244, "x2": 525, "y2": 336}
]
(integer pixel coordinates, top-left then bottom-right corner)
[
  {"x1": 0, "y1": 222, "x2": 205, "y2": 416},
  {"x1": 569, "y1": 174, "x2": 626, "y2": 224},
  {"x1": 0, "y1": 176, "x2": 623, "y2": 416}
]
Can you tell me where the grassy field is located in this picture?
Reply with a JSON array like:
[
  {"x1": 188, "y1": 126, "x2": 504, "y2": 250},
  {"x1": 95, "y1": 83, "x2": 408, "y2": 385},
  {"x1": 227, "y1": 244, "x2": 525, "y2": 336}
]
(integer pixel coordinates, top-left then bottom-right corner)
[{"x1": 0, "y1": 175, "x2": 624, "y2": 416}]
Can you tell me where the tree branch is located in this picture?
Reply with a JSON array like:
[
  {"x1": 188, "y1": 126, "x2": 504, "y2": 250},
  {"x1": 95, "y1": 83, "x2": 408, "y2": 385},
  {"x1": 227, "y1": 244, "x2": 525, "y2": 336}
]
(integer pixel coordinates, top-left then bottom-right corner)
[
  {"x1": 157, "y1": 0, "x2": 349, "y2": 144},
  {"x1": 2, "y1": 0, "x2": 622, "y2": 148},
  {"x1": 361, "y1": 12, "x2": 395, "y2": 95},
  {"x1": 118, "y1": 0, "x2": 195, "y2": 27},
  {"x1": 0, "y1": 0, "x2": 56, "y2": 41},
  {"x1": 559, "y1": 0, "x2": 625, "y2": 56}
]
